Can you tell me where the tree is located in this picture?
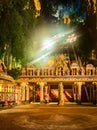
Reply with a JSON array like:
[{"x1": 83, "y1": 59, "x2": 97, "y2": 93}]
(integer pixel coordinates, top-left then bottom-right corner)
[
  {"x1": 7, "y1": 68, "x2": 21, "y2": 79},
  {"x1": 0, "y1": 0, "x2": 96, "y2": 72},
  {"x1": 0, "y1": 0, "x2": 37, "y2": 68},
  {"x1": 80, "y1": 0, "x2": 97, "y2": 62}
]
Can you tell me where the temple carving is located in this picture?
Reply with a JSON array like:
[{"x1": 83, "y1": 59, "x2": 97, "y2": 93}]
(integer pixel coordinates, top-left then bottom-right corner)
[
  {"x1": 22, "y1": 54, "x2": 97, "y2": 77},
  {"x1": 19, "y1": 54, "x2": 97, "y2": 105},
  {"x1": 0, "y1": 54, "x2": 97, "y2": 106}
]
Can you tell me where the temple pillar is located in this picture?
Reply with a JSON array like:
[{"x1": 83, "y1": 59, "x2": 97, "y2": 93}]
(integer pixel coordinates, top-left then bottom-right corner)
[
  {"x1": 55, "y1": 68, "x2": 58, "y2": 76},
  {"x1": 89, "y1": 84, "x2": 92, "y2": 103},
  {"x1": 73, "y1": 84, "x2": 78, "y2": 102},
  {"x1": 51, "y1": 70, "x2": 54, "y2": 76},
  {"x1": 77, "y1": 82, "x2": 82, "y2": 104},
  {"x1": 93, "y1": 68, "x2": 95, "y2": 75},
  {"x1": 30, "y1": 70, "x2": 32, "y2": 76},
  {"x1": 75, "y1": 82, "x2": 84, "y2": 104},
  {"x1": 15, "y1": 85, "x2": 21, "y2": 105},
  {"x1": 21, "y1": 82, "x2": 26, "y2": 103},
  {"x1": 4, "y1": 85, "x2": 8, "y2": 106},
  {"x1": 44, "y1": 85, "x2": 49, "y2": 103},
  {"x1": 32, "y1": 68, "x2": 35, "y2": 76},
  {"x1": 36, "y1": 69, "x2": 40, "y2": 76},
  {"x1": 92, "y1": 82, "x2": 97, "y2": 105},
  {"x1": 38, "y1": 82, "x2": 46, "y2": 103},
  {"x1": 22, "y1": 86, "x2": 26, "y2": 102},
  {"x1": 33, "y1": 84, "x2": 36, "y2": 102},
  {"x1": 25, "y1": 83, "x2": 29, "y2": 103},
  {"x1": 17, "y1": 86, "x2": 21, "y2": 105},
  {"x1": 58, "y1": 82, "x2": 64, "y2": 105}
]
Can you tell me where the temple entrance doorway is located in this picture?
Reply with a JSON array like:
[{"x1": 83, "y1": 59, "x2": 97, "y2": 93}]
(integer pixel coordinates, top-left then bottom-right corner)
[
  {"x1": 49, "y1": 85, "x2": 59, "y2": 103},
  {"x1": 29, "y1": 83, "x2": 74, "y2": 104},
  {"x1": 29, "y1": 84, "x2": 40, "y2": 103},
  {"x1": 63, "y1": 85, "x2": 74, "y2": 102}
]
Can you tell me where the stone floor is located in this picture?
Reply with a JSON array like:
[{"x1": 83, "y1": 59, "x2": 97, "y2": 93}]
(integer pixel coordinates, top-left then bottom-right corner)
[{"x1": 0, "y1": 103, "x2": 97, "y2": 130}]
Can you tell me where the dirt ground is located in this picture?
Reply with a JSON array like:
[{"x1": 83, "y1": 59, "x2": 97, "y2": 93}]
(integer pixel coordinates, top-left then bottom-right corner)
[{"x1": 0, "y1": 103, "x2": 97, "y2": 130}]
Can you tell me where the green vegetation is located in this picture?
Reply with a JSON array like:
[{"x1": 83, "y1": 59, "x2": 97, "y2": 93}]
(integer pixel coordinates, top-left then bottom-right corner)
[
  {"x1": 0, "y1": 0, "x2": 37, "y2": 68},
  {"x1": 7, "y1": 68, "x2": 21, "y2": 79},
  {"x1": 0, "y1": 0, "x2": 96, "y2": 78}
]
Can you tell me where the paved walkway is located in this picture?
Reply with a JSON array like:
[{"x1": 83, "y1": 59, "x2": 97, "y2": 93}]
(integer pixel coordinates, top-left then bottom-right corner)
[{"x1": 0, "y1": 103, "x2": 97, "y2": 130}]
